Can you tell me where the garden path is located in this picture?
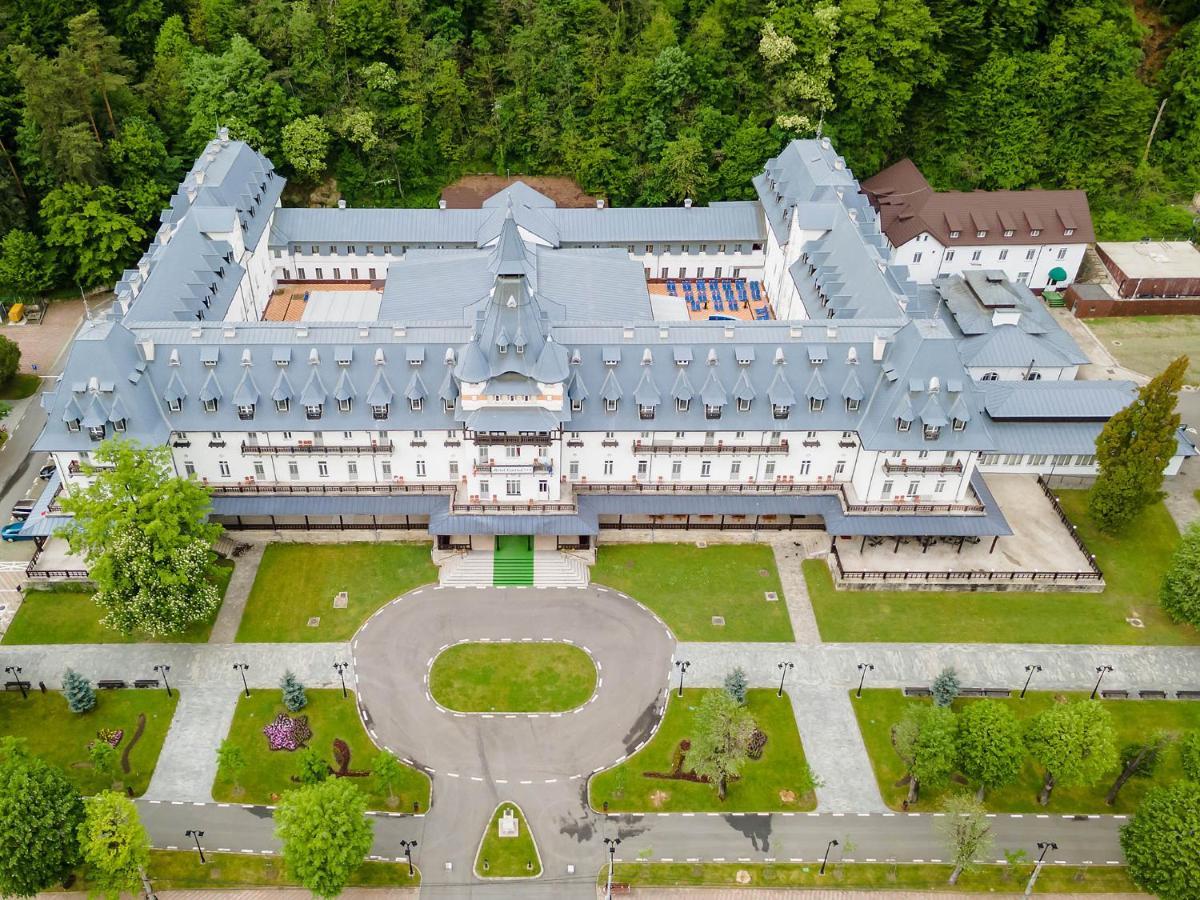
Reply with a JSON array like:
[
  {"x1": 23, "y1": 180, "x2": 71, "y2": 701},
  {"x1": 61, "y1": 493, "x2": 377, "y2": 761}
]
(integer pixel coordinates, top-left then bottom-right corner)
[{"x1": 208, "y1": 542, "x2": 265, "y2": 643}]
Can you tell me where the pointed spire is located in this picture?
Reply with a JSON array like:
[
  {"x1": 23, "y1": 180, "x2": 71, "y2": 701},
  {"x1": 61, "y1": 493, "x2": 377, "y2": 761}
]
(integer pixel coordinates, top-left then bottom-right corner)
[
  {"x1": 300, "y1": 369, "x2": 326, "y2": 407},
  {"x1": 768, "y1": 368, "x2": 796, "y2": 407},
  {"x1": 199, "y1": 370, "x2": 223, "y2": 402},
  {"x1": 491, "y1": 199, "x2": 530, "y2": 277},
  {"x1": 367, "y1": 369, "x2": 394, "y2": 407},
  {"x1": 733, "y1": 370, "x2": 756, "y2": 403}
]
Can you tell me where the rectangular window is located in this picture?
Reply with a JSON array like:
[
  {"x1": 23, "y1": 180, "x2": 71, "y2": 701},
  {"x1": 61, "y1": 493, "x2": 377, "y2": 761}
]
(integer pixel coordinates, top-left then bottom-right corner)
[
  {"x1": 318, "y1": 461, "x2": 329, "y2": 477},
  {"x1": 999, "y1": 249, "x2": 1008, "y2": 261},
  {"x1": 203, "y1": 399, "x2": 217, "y2": 413},
  {"x1": 297, "y1": 267, "x2": 305, "y2": 279},
  {"x1": 671, "y1": 461, "x2": 682, "y2": 480},
  {"x1": 1053, "y1": 454, "x2": 1072, "y2": 466},
  {"x1": 1003, "y1": 229, "x2": 1014, "y2": 238},
  {"x1": 637, "y1": 459, "x2": 649, "y2": 477},
  {"x1": 975, "y1": 230, "x2": 986, "y2": 238},
  {"x1": 935, "y1": 479, "x2": 946, "y2": 493},
  {"x1": 506, "y1": 479, "x2": 520, "y2": 496},
  {"x1": 447, "y1": 460, "x2": 458, "y2": 477},
  {"x1": 1031, "y1": 229, "x2": 1041, "y2": 237},
  {"x1": 908, "y1": 480, "x2": 920, "y2": 495},
  {"x1": 730, "y1": 460, "x2": 741, "y2": 478},
  {"x1": 569, "y1": 461, "x2": 579, "y2": 478},
  {"x1": 347, "y1": 461, "x2": 358, "y2": 480},
  {"x1": 184, "y1": 462, "x2": 195, "y2": 476},
  {"x1": 881, "y1": 479, "x2": 893, "y2": 495},
  {"x1": 506, "y1": 445, "x2": 519, "y2": 458},
  {"x1": 479, "y1": 479, "x2": 490, "y2": 495},
  {"x1": 332, "y1": 267, "x2": 341, "y2": 279},
  {"x1": 1075, "y1": 454, "x2": 1096, "y2": 466},
  {"x1": 350, "y1": 268, "x2": 358, "y2": 279},
  {"x1": 1017, "y1": 272, "x2": 1030, "y2": 284},
  {"x1": 1057, "y1": 248, "x2": 1068, "y2": 260},
  {"x1": 416, "y1": 460, "x2": 426, "y2": 477},
  {"x1": 315, "y1": 267, "x2": 323, "y2": 279},
  {"x1": 799, "y1": 459, "x2": 811, "y2": 475},
  {"x1": 167, "y1": 398, "x2": 182, "y2": 412},
  {"x1": 1030, "y1": 454, "x2": 1048, "y2": 466},
  {"x1": 288, "y1": 461, "x2": 300, "y2": 479},
  {"x1": 1026, "y1": 249, "x2": 1036, "y2": 260},
  {"x1": 971, "y1": 250, "x2": 982, "y2": 261},
  {"x1": 1064, "y1": 228, "x2": 1075, "y2": 237},
  {"x1": 700, "y1": 460, "x2": 711, "y2": 478},
  {"x1": 834, "y1": 460, "x2": 846, "y2": 475},
  {"x1": 944, "y1": 250, "x2": 955, "y2": 261},
  {"x1": 912, "y1": 252, "x2": 923, "y2": 264},
  {"x1": 253, "y1": 461, "x2": 265, "y2": 478},
  {"x1": 764, "y1": 461, "x2": 776, "y2": 478},
  {"x1": 603, "y1": 459, "x2": 614, "y2": 476},
  {"x1": 381, "y1": 460, "x2": 392, "y2": 477}
]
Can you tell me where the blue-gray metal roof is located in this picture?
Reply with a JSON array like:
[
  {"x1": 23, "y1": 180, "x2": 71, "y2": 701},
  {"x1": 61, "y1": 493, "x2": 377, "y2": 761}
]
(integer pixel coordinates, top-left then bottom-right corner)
[
  {"x1": 210, "y1": 495, "x2": 448, "y2": 517},
  {"x1": 981, "y1": 380, "x2": 1136, "y2": 421}
]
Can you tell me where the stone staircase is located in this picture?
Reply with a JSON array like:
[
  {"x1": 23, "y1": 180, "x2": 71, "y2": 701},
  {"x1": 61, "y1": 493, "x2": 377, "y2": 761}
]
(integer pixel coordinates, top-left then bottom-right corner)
[
  {"x1": 532, "y1": 551, "x2": 589, "y2": 588},
  {"x1": 438, "y1": 549, "x2": 589, "y2": 588},
  {"x1": 438, "y1": 549, "x2": 495, "y2": 587}
]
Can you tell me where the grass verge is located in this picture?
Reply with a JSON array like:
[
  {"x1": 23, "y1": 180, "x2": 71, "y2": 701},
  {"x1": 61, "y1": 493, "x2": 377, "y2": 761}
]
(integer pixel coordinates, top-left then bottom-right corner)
[
  {"x1": 3, "y1": 560, "x2": 233, "y2": 644},
  {"x1": 853, "y1": 688, "x2": 1200, "y2": 813},
  {"x1": 602, "y1": 861, "x2": 1140, "y2": 892},
  {"x1": 590, "y1": 689, "x2": 816, "y2": 812},
  {"x1": 591, "y1": 543, "x2": 793, "y2": 642},
  {"x1": 1087, "y1": 315, "x2": 1200, "y2": 386},
  {"x1": 235, "y1": 542, "x2": 436, "y2": 642},
  {"x1": 474, "y1": 802, "x2": 542, "y2": 878},
  {"x1": 429, "y1": 642, "x2": 596, "y2": 712},
  {"x1": 0, "y1": 689, "x2": 177, "y2": 796},
  {"x1": 211, "y1": 688, "x2": 430, "y2": 812},
  {"x1": 808, "y1": 492, "x2": 1195, "y2": 644}
]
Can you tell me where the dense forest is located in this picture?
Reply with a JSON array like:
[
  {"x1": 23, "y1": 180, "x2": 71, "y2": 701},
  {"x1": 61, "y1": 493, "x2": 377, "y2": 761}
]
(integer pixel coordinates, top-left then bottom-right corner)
[{"x1": 0, "y1": 0, "x2": 1197, "y2": 296}]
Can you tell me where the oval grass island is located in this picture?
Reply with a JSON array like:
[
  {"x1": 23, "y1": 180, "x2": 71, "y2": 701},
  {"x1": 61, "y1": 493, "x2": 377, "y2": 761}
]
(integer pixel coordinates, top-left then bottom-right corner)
[{"x1": 428, "y1": 641, "x2": 598, "y2": 713}]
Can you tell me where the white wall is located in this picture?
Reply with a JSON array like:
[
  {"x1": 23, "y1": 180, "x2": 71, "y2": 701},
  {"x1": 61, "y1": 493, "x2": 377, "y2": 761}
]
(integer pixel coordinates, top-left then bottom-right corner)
[{"x1": 894, "y1": 235, "x2": 1088, "y2": 291}]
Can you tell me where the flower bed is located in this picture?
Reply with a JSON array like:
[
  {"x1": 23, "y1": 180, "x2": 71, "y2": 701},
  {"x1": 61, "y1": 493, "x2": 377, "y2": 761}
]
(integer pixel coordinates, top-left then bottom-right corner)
[{"x1": 263, "y1": 713, "x2": 312, "y2": 751}]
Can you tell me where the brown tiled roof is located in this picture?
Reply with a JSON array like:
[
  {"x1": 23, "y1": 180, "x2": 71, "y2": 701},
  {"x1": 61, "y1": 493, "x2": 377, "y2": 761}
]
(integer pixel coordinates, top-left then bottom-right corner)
[{"x1": 861, "y1": 159, "x2": 1094, "y2": 248}]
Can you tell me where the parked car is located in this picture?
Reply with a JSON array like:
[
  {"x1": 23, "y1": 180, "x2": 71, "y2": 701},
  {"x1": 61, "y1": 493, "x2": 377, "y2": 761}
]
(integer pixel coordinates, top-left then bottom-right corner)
[
  {"x1": 38, "y1": 462, "x2": 56, "y2": 480},
  {"x1": 10, "y1": 499, "x2": 36, "y2": 521},
  {"x1": 2, "y1": 521, "x2": 31, "y2": 541}
]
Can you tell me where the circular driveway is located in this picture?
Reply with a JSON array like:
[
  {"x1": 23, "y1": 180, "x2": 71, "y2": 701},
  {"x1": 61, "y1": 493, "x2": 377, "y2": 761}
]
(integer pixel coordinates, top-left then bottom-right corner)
[{"x1": 351, "y1": 585, "x2": 676, "y2": 783}]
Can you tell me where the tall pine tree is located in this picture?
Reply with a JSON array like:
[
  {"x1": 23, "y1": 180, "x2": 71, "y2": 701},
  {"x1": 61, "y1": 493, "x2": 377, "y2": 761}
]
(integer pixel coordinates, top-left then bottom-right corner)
[{"x1": 1088, "y1": 356, "x2": 1188, "y2": 533}]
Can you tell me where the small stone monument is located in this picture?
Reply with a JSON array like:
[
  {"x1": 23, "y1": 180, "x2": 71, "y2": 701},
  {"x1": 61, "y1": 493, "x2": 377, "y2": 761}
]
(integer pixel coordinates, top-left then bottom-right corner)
[
  {"x1": 333, "y1": 591, "x2": 349, "y2": 609},
  {"x1": 498, "y1": 807, "x2": 519, "y2": 838},
  {"x1": 306, "y1": 616, "x2": 321, "y2": 628},
  {"x1": 711, "y1": 615, "x2": 725, "y2": 627}
]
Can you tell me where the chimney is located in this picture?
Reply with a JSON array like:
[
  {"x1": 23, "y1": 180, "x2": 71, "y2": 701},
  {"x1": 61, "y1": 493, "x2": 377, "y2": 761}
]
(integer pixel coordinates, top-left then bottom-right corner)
[
  {"x1": 820, "y1": 136, "x2": 831, "y2": 150},
  {"x1": 872, "y1": 333, "x2": 887, "y2": 362},
  {"x1": 596, "y1": 198, "x2": 605, "y2": 209},
  {"x1": 337, "y1": 199, "x2": 346, "y2": 209},
  {"x1": 683, "y1": 198, "x2": 693, "y2": 209},
  {"x1": 438, "y1": 199, "x2": 447, "y2": 210}
]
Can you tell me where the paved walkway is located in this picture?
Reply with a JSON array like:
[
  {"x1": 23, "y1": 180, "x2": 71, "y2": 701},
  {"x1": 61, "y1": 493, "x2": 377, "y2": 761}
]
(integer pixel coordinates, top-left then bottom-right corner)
[
  {"x1": 787, "y1": 686, "x2": 884, "y2": 812},
  {"x1": 768, "y1": 535, "x2": 825, "y2": 644},
  {"x1": 145, "y1": 688, "x2": 240, "y2": 801},
  {"x1": 209, "y1": 543, "x2": 265, "y2": 643}
]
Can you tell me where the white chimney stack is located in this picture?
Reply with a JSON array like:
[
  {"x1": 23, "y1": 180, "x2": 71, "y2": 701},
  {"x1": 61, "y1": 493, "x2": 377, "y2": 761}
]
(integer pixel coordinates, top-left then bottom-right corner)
[
  {"x1": 684, "y1": 198, "x2": 693, "y2": 209},
  {"x1": 438, "y1": 199, "x2": 447, "y2": 210}
]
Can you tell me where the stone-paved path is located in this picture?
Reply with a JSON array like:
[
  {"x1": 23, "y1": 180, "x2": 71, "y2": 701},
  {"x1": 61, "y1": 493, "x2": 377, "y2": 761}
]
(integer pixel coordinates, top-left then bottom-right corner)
[
  {"x1": 768, "y1": 534, "x2": 826, "y2": 644},
  {"x1": 208, "y1": 542, "x2": 265, "y2": 643}
]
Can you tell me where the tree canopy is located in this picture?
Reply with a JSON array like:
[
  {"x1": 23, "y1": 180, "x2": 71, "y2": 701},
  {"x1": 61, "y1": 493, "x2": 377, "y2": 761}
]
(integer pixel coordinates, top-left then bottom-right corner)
[
  {"x1": 1025, "y1": 699, "x2": 1118, "y2": 805},
  {"x1": 275, "y1": 778, "x2": 374, "y2": 899},
  {"x1": 1121, "y1": 780, "x2": 1200, "y2": 900},
  {"x1": 892, "y1": 704, "x2": 957, "y2": 804},
  {"x1": 1160, "y1": 520, "x2": 1200, "y2": 627},
  {"x1": 955, "y1": 701, "x2": 1023, "y2": 797},
  {"x1": 77, "y1": 791, "x2": 151, "y2": 900}
]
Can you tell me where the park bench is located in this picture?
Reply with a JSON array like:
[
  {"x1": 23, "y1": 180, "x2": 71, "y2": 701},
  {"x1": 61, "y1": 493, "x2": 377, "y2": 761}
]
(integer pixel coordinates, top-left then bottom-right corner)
[
  {"x1": 133, "y1": 679, "x2": 160, "y2": 689},
  {"x1": 903, "y1": 687, "x2": 931, "y2": 697},
  {"x1": 957, "y1": 687, "x2": 986, "y2": 697},
  {"x1": 1176, "y1": 690, "x2": 1200, "y2": 700},
  {"x1": 984, "y1": 689, "x2": 1014, "y2": 698},
  {"x1": 97, "y1": 679, "x2": 127, "y2": 690},
  {"x1": 4, "y1": 681, "x2": 31, "y2": 692},
  {"x1": 1100, "y1": 689, "x2": 1129, "y2": 700},
  {"x1": 1138, "y1": 690, "x2": 1168, "y2": 700}
]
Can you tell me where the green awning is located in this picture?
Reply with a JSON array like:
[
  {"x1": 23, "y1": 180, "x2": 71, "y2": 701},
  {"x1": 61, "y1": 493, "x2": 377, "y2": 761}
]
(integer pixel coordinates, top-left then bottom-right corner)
[{"x1": 1048, "y1": 266, "x2": 1068, "y2": 282}]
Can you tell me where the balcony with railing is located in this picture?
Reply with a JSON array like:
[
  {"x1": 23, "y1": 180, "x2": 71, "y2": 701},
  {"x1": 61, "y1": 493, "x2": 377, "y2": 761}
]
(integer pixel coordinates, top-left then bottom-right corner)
[
  {"x1": 240, "y1": 441, "x2": 395, "y2": 455},
  {"x1": 449, "y1": 482, "x2": 578, "y2": 514},
  {"x1": 473, "y1": 460, "x2": 554, "y2": 475},
  {"x1": 631, "y1": 439, "x2": 790, "y2": 456},
  {"x1": 469, "y1": 432, "x2": 555, "y2": 446},
  {"x1": 208, "y1": 481, "x2": 455, "y2": 496},
  {"x1": 882, "y1": 459, "x2": 964, "y2": 475}
]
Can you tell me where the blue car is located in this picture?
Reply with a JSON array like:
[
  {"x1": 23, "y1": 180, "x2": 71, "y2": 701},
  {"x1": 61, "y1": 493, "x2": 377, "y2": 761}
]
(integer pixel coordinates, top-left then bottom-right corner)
[{"x1": 2, "y1": 521, "x2": 32, "y2": 542}]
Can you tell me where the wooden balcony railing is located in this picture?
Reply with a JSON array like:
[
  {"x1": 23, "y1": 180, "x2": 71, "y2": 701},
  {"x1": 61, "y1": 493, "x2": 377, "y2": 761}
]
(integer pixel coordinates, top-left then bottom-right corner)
[
  {"x1": 240, "y1": 442, "x2": 395, "y2": 455},
  {"x1": 882, "y1": 460, "x2": 964, "y2": 475},
  {"x1": 631, "y1": 440, "x2": 790, "y2": 455}
]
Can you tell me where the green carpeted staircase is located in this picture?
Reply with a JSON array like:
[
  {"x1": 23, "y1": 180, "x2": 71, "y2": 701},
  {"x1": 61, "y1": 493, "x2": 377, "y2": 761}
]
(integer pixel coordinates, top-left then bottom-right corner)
[{"x1": 493, "y1": 535, "x2": 534, "y2": 586}]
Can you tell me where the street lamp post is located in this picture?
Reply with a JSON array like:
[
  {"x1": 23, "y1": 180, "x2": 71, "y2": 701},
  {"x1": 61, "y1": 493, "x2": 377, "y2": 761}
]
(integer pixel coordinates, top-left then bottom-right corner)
[
  {"x1": 399, "y1": 840, "x2": 417, "y2": 878},
  {"x1": 604, "y1": 837, "x2": 622, "y2": 900},
  {"x1": 4, "y1": 666, "x2": 26, "y2": 700},
  {"x1": 855, "y1": 663, "x2": 874, "y2": 699},
  {"x1": 1020, "y1": 664, "x2": 1041, "y2": 700},
  {"x1": 233, "y1": 663, "x2": 250, "y2": 698},
  {"x1": 674, "y1": 660, "x2": 690, "y2": 698},
  {"x1": 819, "y1": 838, "x2": 839, "y2": 876},
  {"x1": 333, "y1": 662, "x2": 349, "y2": 699},
  {"x1": 154, "y1": 665, "x2": 172, "y2": 698},
  {"x1": 185, "y1": 830, "x2": 206, "y2": 864},
  {"x1": 1091, "y1": 665, "x2": 1113, "y2": 700},
  {"x1": 1024, "y1": 841, "x2": 1057, "y2": 896},
  {"x1": 777, "y1": 662, "x2": 794, "y2": 697}
]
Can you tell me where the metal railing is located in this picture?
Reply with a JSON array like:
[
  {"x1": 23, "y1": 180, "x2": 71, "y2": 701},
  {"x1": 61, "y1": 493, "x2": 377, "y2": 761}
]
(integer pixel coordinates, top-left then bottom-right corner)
[
  {"x1": 829, "y1": 541, "x2": 1103, "y2": 585},
  {"x1": 882, "y1": 460, "x2": 964, "y2": 475},
  {"x1": 209, "y1": 482, "x2": 454, "y2": 496},
  {"x1": 241, "y1": 442, "x2": 395, "y2": 455},
  {"x1": 473, "y1": 461, "x2": 553, "y2": 474},
  {"x1": 631, "y1": 440, "x2": 790, "y2": 455},
  {"x1": 450, "y1": 500, "x2": 578, "y2": 514},
  {"x1": 469, "y1": 433, "x2": 554, "y2": 446},
  {"x1": 1036, "y1": 476, "x2": 1103, "y2": 577}
]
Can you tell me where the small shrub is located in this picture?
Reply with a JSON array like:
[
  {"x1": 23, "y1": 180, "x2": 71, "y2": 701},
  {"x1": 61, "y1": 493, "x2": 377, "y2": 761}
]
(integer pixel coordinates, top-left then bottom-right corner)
[
  {"x1": 295, "y1": 746, "x2": 329, "y2": 785},
  {"x1": 1181, "y1": 732, "x2": 1200, "y2": 781},
  {"x1": 931, "y1": 667, "x2": 960, "y2": 707},
  {"x1": 62, "y1": 668, "x2": 96, "y2": 713},
  {"x1": 281, "y1": 671, "x2": 307, "y2": 712},
  {"x1": 747, "y1": 728, "x2": 768, "y2": 761},
  {"x1": 723, "y1": 668, "x2": 748, "y2": 706}
]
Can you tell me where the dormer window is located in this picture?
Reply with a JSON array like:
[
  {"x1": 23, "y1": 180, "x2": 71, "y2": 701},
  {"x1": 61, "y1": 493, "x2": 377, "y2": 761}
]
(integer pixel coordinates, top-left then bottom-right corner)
[
  {"x1": 639, "y1": 404, "x2": 655, "y2": 420},
  {"x1": 276, "y1": 398, "x2": 289, "y2": 413},
  {"x1": 705, "y1": 404, "x2": 721, "y2": 420},
  {"x1": 606, "y1": 398, "x2": 618, "y2": 412},
  {"x1": 409, "y1": 398, "x2": 422, "y2": 411},
  {"x1": 571, "y1": 399, "x2": 583, "y2": 412},
  {"x1": 676, "y1": 398, "x2": 690, "y2": 413},
  {"x1": 372, "y1": 404, "x2": 388, "y2": 420},
  {"x1": 809, "y1": 397, "x2": 824, "y2": 412},
  {"x1": 738, "y1": 398, "x2": 751, "y2": 412},
  {"x1": 975, "y1": 230, "x2": 986, "y2": 238},
  {"x1": 1030, "y1": 229, "x2": 1041, "y2": 237},
  {"x1": 846, "y1": 398, "x2": 860, "y2": 412},
  {"x1": 238, "y1": 404, "x2": 255, "y2": 420},
  {"x1": 203, "y1": 398, "x2": 218, "y2": 413},
  {"x1": 949, "y1": 230, "x2": 960, "y2": 239},
  {"x1": 67, "y1": 418, "x2": 81, "y2": 432},
  {"x1": 924, "y1": 424, "x2": 941, "y2": 441},
  {"x1": 443, "y1": 398, "x2": 455, "y2": 413},
  {"x1": 1003, "y1": 229, "x2": 1013, "y2": 238},
  {"x1": 112, "y1": 419, "x2": 126, "y2": 433},
  {"x1": 88, "y1": 425, "x2": 106, "y2": 441},
  {"x1": 897, "y1": 418, "x2": 911, "y2": 432},
  {"x1": 167, "y1": 399, "x2": 182, "y2": 413},
  {"x1": 953, "y1": 418, "x2": 966, "y2": 432},
  {"x1": 1064, "y1": 228, "x2": 1074, "y2": 237},
  {"x1": 305, "y1": 404, "x2": 322, "y2": 420},
  {"x1": 338, "y1": 397, "x2": 352, "y2": 412},
  {"x1": 773, "y1": 404, "x2": 790, "y2": 420}
]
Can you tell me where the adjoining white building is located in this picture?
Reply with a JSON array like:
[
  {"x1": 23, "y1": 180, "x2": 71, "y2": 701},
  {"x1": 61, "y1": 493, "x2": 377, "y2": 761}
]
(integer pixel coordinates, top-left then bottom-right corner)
[
  {"x1": 26, "y1": 132, "x2": 1193, "y2": 572},
  {"x1": 861, "y1": 159, "x2": 1092, "y2": 291}
]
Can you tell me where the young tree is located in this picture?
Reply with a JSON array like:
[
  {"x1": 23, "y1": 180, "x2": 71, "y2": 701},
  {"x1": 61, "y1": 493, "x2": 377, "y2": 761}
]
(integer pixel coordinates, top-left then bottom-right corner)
[
  {"x1": 1025, "y1": 700, "x2": 1118, "y2": 805},
  {"x1": 0, "y1": 230, "x2": 55, "y2": 298},
  {"x1": 1106, "y1": 734, "x2": 1169, "y2": 806},
  {"x1": 1121, "y1": 781, "x2": 1200, "y2": 900},
  {"x1": 0, "y1": 738, "x2": 85, "y2": 897},
  {"x1": 688, "y1": 690, "x2": 757, "y2": 801},
  {"x1": 1088, "y1": 356, "x2": 1189, "y2": 533},
  {"x1": 1180, "y1": 731, "x2": 1200, "y2": 782},
  {"x1": 0, "y1": 335, "x2": 19, "y2": 388},
  {"x1": 892, "y1": 705, "x2": 957, "y2": 804},
  {"x1": 723, "y1": 667, "x2": 748, "y2": 706},
  {"x1": 77, "y1": 791, "x2": 151, "y2": 900},
  {"x1": 62, "y1": 668, "x2": 96, "y2": 713},
  {"x1": 937, "y1": 793, "x2": 992, "y2": 885},
  {"x1": 58, "y1": 439, "x2": 221, "y2": 636},
  {"x1": 930, "y1": 668, "x2": 960, "y2": 708},
  {"x1": 275, "y1": 779, "x2": 373, "y2": 899},
  {"x1": 1160, "y1": 521, "x2": 1200, "y2": 627},
  {"x1": 281, "y1": 671, "x2": 308, "y2": 712},
  {"x1": 217, "y1": 740, "x2": 246, "y2": 795},
  {"x1": 956, "y1": 701, "x2": 1023, "y2": 800},
  {"x1": 296, "y1": 747, "x2": 329, "y2": 785},
  {"x1": 88, "y1": 740, "x2": 118, "y2": 788},
  {"x1": 371, "y1": 751, "x2": 405, "y2": 806}
]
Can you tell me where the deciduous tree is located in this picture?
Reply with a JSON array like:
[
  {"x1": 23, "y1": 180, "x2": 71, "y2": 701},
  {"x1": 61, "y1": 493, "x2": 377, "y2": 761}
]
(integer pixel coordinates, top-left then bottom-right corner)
[
  {"x1": 282, "y1": 115, "x2": 330, "y2": 180},
  {"x1": 955, "y1": 701, "x2": 1023, "y2": 799},
  {"x1": 1121, "y1": 781, "x2": 1200, "y2": 900},
  {"x1": 40, "y1": 183, "x2": 146, "y2": 288},
  {"x1": 1160, "y1": 521, "x2": 1200, "y2": 627},
  {"x1": 217, "y1": 740, "x2": 246, "y2": 795},
  {"x1": 371, "y1": 751, "x2": 405, "y2": 807},
  {"x1": 0, "y1": 334, "x2": 20, "y2": 388},
  {"x1": 937, "y1": 793, "x2": 992, "y2": 885},
  {"x1": 1025, "y1": 700, "x2": 1117, "y2": 805},
  {"x1": 77, "y1": 791, "x2": 151, "y2": 900},
  {"x1": 688, "y1": 690, "x2": 757, "y2": 801},
  {"x1": 275, "y1": 779, "x2": 373, "y2": 899},
  {"x1": 892, "y1": 704, "x2": 957, "y2": 804},
  {"x1": 1106, "y1": 734, "x2": 1168, "y2": 806},
  {"x1": 0, "y1": 229, "x2": 55, "y2": 298}
]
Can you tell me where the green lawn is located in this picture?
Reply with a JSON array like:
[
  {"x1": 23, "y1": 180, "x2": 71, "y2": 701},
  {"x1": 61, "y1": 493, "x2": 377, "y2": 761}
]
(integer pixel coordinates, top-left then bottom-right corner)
[
  {"x1": 1087, "y1": 315, "x2": 1200, "y2": 386},
  {"x1": 54, "y1": 850, "x2": 419, "y2": 891},
  {"x1": 591, "y1": 543, "x2": 794, "y2": 642},
  {"x1": 3, "y1": 561, "x2": 233, "y2": 644},
  {"x1": 0, "y1": 373, "x2": 42, "y2": 399},
  {"x1": 429, "y1": 642, "x2": 596, "y2": 712},
  {"x1": 605, "y1": 862, "x2": 1140, "y2": 893},
  {"x1": 474, "y1": 802, "x2": 542, "y2": 878},
  {"x1": 211, "y1": 688, "x2": 430, "y2": 811},
  {"x1": 590, "y1": 689, "x2": 816, "y2": 812},
  {"x1": 0, "y1": 689, "x2": 177, "y2": 796},
  {"x1": 235, "y1": 542, "x2": 436, "y2": 642},
  {"x1": 852, "y1": 688, "x2": 1200, "y2": 813},
  {"x1": 809, "y1": 492, "x2": 1197, "y2": 645}
]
